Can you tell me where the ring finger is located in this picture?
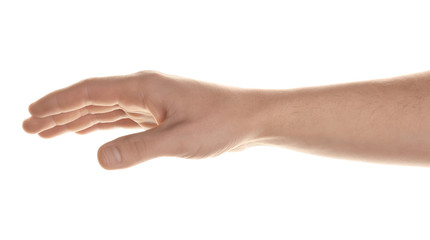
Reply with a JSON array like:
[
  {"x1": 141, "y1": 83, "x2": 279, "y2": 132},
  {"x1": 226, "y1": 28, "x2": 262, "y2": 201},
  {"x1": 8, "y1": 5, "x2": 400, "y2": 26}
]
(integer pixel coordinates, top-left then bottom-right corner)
[{"x1": 38, "y1": 109, "x2": 129, "y2": 138}]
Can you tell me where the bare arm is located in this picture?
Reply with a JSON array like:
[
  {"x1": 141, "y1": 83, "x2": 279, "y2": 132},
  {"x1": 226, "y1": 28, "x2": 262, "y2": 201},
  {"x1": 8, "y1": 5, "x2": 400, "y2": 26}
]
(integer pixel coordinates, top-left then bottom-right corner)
[
  {"x1": 252, "y1": 70, "x2": 430, "y2": 167},
  {"x1": 23, "y1": 70, "x2": 430, "y2": 169}
]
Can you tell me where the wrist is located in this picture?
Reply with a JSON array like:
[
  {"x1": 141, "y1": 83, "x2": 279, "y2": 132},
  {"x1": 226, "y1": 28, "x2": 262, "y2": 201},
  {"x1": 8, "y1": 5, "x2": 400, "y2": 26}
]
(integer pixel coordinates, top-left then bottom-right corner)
[{"x1": 239, "y1": 88, "x2": 294, "y2": 146}]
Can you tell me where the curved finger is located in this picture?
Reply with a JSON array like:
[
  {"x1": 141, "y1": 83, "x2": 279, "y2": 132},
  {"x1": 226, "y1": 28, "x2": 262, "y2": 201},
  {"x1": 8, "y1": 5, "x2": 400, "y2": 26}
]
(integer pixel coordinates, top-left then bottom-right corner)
[
  {"x1": 76, "y1": 119, "x2": 142, "y2": 135},
  {"x1": 29, "y1": 75, "x2": 131, "y2": 117},
  {"x1": 23, "y1": 105, "x2": 121, "y2": 134},
  {"x1": 38, "y1": 109, "x2": 128, "y2": 138}
]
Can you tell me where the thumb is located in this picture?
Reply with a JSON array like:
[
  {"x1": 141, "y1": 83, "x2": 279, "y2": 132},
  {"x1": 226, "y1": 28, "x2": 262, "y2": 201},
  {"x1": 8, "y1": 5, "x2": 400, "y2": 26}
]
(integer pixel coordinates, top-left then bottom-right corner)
[{"x1": 97, "y1": 126, "x2": 176, "y2": 170}]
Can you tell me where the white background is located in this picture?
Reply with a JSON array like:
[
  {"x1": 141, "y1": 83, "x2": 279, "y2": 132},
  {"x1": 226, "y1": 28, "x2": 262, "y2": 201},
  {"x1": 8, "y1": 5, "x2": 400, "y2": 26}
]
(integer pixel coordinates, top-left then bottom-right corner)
[{"x1": 1, "y1": 0, "x2": 430, "y2": 239}]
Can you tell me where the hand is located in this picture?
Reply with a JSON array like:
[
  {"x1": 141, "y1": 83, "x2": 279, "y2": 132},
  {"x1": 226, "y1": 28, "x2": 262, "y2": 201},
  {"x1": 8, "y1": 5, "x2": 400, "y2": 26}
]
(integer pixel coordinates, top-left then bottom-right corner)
[{"x1": 23, "y1": 71, "x2": 260, "y2": 169}]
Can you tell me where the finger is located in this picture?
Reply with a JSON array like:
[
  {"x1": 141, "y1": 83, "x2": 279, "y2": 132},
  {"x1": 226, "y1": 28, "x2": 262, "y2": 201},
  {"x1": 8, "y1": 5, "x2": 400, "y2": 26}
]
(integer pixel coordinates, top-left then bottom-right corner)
[
  {"x1": 38, "y1": 109, "x2": 128, "y2": 138},
  {"x1": 97, "y1": 124, "x2": 179, "y2": 170},
  {"x1": 29, "y1": 75, "x2": 130, "y2": 117},
  {"x1": 23, "y1": 105, "x2": 121, "y2": 134},
  {"x1": 76, "y1": 119, "x2": 142, "y2": 135}
]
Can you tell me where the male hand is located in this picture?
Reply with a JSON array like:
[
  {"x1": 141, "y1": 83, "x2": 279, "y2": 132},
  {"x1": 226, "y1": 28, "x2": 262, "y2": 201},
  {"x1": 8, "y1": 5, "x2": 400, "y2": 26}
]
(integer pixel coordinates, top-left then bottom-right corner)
[{"x1": 23, "y1": 71, "x2": 260, "y2": 169}]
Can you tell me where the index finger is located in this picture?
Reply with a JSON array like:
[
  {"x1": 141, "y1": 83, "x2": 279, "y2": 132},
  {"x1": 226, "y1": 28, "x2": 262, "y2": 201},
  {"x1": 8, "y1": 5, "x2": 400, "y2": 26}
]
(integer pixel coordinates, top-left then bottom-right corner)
[{"x1": 29, "y1": 75, "x2": 128, "y2": 117}]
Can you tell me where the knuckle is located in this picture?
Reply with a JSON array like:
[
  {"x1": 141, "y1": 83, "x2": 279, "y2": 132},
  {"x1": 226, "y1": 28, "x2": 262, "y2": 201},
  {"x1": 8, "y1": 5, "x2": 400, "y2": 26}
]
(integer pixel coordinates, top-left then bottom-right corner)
[
  {"x1": 133, "y1": 137, "x2": 148, "y2": 160},
  {"x1": 79, "y1": 107, "x2": 90, "y2": 116},
  {"x1": 88, "y1": 113, "x2": 98, "y2": 125},
  {"x1": 79, "y1": 77, "x2": 99, "y2": 92},
  {"x1": 121, "y1": 135, "x2": 148, "y2": 163},
  {"x1": 134, "y1": 71, "x2": 166, "y2": 87},
  {"x1": 49, "y1": 115, "x2": 60, "y2": 125},
  {"x1": 135, "y1": 70, "x2": 161, "y2": 77},
  {"x1": 80, "y1": 78, "x2": 95, "y2": 86}
]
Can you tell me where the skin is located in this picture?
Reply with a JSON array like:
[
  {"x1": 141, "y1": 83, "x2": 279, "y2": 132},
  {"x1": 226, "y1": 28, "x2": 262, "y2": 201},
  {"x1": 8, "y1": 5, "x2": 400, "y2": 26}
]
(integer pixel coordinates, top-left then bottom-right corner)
[{"x1": 23, "y1": 70, "x2": 430, "y2": 169}]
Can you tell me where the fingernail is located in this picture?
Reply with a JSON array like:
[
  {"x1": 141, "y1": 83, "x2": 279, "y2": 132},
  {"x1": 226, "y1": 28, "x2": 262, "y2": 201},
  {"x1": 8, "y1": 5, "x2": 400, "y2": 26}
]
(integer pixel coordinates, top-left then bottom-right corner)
[{"x1": 101, "y1": 146, "x2": 122, "y2": 167}]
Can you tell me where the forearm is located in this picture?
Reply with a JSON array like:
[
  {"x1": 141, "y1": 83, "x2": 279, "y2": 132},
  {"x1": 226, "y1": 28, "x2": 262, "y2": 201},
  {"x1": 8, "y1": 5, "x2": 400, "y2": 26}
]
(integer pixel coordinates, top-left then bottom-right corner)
[{"x1": 250, "y1": 71, "x2": 430, "y2": 166}]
